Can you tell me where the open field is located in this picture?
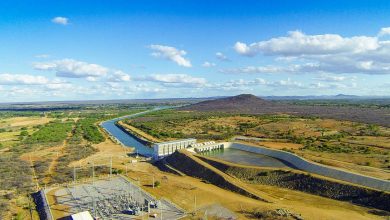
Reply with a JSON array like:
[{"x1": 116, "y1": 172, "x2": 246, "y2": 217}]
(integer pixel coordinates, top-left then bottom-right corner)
[{"x1": 126, "y1": 110, "x2": 390, "y2": 180}]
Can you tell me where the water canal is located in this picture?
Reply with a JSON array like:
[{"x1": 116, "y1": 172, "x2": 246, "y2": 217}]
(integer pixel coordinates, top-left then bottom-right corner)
[{"x1": 100, "y1": 109, "x2": 159, "y2": 157}]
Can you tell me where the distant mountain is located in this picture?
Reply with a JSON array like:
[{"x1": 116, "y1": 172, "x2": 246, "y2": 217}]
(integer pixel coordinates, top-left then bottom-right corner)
[{"x1": 180, "y1": 94, "x2": 283, "y2": 113}]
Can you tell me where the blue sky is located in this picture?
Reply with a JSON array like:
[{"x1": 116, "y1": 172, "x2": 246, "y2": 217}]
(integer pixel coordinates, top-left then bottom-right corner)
[{"x1": 1, "y1": 0, "x2": 390, "y2": 102}]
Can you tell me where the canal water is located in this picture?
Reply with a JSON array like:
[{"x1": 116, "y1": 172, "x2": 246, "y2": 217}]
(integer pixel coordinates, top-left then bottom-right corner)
[
  {"x1": 201, "y1": 148, "x2": 291, "y2": 168},
  {"x1": 100, "y1": 109, "x2": 163, "y2": 157}
]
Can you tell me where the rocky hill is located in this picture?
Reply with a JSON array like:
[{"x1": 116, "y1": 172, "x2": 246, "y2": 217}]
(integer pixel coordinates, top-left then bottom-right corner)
[{"x1": 180, "y1": 94, "x2": 284, "y2": 114}]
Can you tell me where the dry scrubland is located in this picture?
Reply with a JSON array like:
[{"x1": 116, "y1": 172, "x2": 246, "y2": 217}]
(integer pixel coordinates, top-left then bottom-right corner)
[
  {"x1": 0, "y1": 108, "x2": 146, "y2": 219},
  {"x1": 126, "y1": 110, "x2": 390, "y2": 180}
]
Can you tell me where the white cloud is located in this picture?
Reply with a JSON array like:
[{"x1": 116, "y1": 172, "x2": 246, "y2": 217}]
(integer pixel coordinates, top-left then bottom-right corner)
[
  {"x1": 202, "y1": 61, "x2": 216, "y2": 67},
  {"x1": 314, "y1": 74, "x2": 352, "y2": 82},
  {"x1": 233, "y1": 28, "x2": 390, "y2": 75},
  {"x1": 45, "y1": 83, "x2": 73, "y2": 90},
  {"x1": 51, "y1": 17, "x2": 69, "y2": 25},
  {"x1": 235, "y1": 30, "x2": 378, "y2": 56},
  {"x1": 234, "y1": 42, "x2": 255, "y2": 57},
  {"x1": 219, "y1": 65, "x2": 291, "y2": 74},
  {"x1": 149, "y1": 45, "x2": 192, "y2": 67},
  {"x1": 0, "y1": 73, "x2": 49, "y2": 85},
  {"x1": 138, "y1": 74, "x2": 206, "y2": 87},
  {"x1": 34, "y1": 59, "x2": 109, "y2": 78},
  {"x1": 35, "y1": 54, "x2": 50, "y2": 59},
  {"x1": 216, "y1": 52, "x2": 229, "y2": 61},
  {"x1": 108, "y1": 71, "x2": 131, "y2": 82},
  {"x1": 378, "y1": 27, "x2": 390, "y2": 37},
  {"x1": 223, "y1": 78, "x2": 267, "y2": 87},
  {"x1": 269, "y1": 78, "x2": 304, "y2": 89}
]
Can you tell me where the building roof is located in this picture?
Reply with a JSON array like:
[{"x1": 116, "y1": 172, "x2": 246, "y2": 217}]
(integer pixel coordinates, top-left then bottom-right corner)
[{"x1": 71, "y1": 211, "x2": 94, "y2": 220}]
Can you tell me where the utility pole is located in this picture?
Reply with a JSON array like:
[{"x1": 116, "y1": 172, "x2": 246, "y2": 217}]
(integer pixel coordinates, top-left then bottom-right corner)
[
  {"x1": 110, "y1": 156, "x2": 113, "y2": 179},
  {"x1": 92, "y1": 162, "x2": 95, "y2": 186},
  {"x1": 160, "y1": 200, "x2": 162, "y2": 220},
  {"x1": 93, "y1": 193, "x2": 96, "y2": 218},
  {"x1": 73, "y1": 165, "x2": 76, "y2": 184},
  {"x1": 152, "y1": 175, "x2": 155, "y2": 189},
  {"x1": 194, "y1": 195, "x2": 197, "y2": 214}
]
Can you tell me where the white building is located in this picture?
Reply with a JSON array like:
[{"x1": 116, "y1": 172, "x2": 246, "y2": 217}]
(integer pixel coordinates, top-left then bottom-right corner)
[
  {"x1": 153, "y1": 138, "x2": 196, "y2": 159},
  {"x1": 71, "y1": 211, "x2": 94, "y2": 220}
]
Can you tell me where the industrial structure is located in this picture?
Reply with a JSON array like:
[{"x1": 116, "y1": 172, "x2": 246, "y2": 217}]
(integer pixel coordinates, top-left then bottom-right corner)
[
  {"x1": 153, "y1": 138, "x2": 224, "y2": 159},
  {"x1": 153, "y1": 138, "x2": 196, "y2": 159}
]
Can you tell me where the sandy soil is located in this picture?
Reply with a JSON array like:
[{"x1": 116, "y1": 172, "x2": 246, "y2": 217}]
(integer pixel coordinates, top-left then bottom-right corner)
[
  {"x1": 256, "y1": 141, "x2": 302, "y2": 150},
  {"x1": 68, "y1": 136, "x2": 131, "y2": 168},
  {"x1": 0, "y1": 116, "x2": 52, "y2": 128}
]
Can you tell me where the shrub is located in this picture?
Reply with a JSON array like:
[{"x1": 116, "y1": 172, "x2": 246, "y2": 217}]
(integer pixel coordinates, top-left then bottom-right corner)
[{"x1": 153, "y1": 180, "x2": 161, "y2": 187}]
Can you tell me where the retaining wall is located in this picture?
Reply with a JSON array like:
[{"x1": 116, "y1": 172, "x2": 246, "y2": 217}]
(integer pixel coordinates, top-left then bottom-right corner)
[{"x1": 223, "y1": 142, "x2": 390, "y2": 192}]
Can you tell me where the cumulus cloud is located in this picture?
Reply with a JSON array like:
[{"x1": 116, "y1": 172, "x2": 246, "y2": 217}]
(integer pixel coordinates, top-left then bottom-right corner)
[
  {"x1": 108, "y1": 71, "x2": 131, "y2": 82},
  {"x1": 216, "y1": 52, "x2": 229, "y2": 61},
  {"x1": 378, "y1": 27, "x2": 390, "y2": 37},
  {"x1": 34, "y1": 59, "x2": 109, "y2": 78},
  {"x1": 0, "y1": 73, "x2": 50, "y2": 85},
  {"x1": 149, "y1": 45, "x2": 192, "y2": 67},
  {"x1": 51, "y1": 17, "x2": 69, "y2": 25},
  {"x1": 233, "y1": 28, "x2": 390, "y2": 75},
  {"x1": 219, "y1": 65, "x2": 292, "y2": 74},
  {"x1": 313, "y1": 74, "x2": 353, "y2": 82},
  {"x1": 268, "y1": 78, "x2": 304, "y2": 89},
  {"x1": 138, "y1": 74, "x2": 206, "y2": 87},
  {"x1": 202, "y1": 61, "x2": 216, "y2": 67},
  {"x1": 234, "y1": 30, "x2": 378, "y2": 56}
]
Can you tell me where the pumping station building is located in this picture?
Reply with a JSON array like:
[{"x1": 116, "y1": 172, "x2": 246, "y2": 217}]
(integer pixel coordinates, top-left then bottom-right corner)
[{"x1": 153, "y1": 138, "x2": 224, "y2": 159}]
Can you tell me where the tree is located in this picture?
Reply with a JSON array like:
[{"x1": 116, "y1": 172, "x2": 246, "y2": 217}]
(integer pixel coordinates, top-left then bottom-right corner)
[{"x1": 153, "y1": 180, "x2": 161, "y2": 187}]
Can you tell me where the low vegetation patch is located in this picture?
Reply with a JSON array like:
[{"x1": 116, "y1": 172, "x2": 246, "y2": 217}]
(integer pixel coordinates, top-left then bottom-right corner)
[{"x1": 24, "y1": 121, "x2": 73, "y2": 146}]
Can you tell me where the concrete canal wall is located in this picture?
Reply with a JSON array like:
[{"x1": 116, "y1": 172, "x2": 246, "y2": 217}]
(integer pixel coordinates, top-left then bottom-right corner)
[{"x1": 223, "y1": 142, "x2": 390, "y2": 192}]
